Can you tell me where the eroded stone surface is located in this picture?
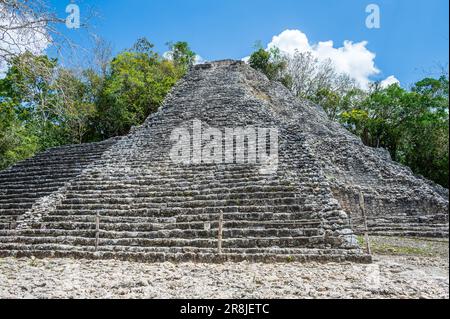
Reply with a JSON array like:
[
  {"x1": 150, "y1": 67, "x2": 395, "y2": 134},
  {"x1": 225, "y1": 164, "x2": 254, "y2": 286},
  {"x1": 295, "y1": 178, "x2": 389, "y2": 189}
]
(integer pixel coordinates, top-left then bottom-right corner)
[{"x1": 0, "y1": 254, "x2": 447, "y2": 299}]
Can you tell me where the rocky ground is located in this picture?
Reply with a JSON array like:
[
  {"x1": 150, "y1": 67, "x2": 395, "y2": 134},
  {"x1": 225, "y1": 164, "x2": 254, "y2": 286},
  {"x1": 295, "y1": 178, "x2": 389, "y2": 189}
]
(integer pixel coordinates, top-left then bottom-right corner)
[{"x1": 0, "y1": 237, "x2": 448, "y2": 299}]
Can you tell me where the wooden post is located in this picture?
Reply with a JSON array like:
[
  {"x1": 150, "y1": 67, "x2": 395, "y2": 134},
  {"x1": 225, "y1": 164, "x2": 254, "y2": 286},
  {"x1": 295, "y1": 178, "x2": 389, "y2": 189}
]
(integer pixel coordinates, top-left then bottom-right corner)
[
  {"x1": 95, "y1": 212, "x2": 100, "y2": 252},
  {"x1": 359, "y1": 191, "x2": 371, "y2": 255},
  {"x1": 217, "y1": 210, "x2": 223, "y2": 254}
]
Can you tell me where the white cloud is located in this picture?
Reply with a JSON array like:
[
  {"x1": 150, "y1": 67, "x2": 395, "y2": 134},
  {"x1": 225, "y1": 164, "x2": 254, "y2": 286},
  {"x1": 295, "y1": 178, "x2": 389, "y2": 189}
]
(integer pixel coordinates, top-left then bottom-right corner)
[
  {"x1": 380, "y1": 75, "x2": 400, "y2": 88},
  {"x1": 194, "y1": 54, "x2": 206, "y2": 65},
  {"x1": 0, "y1": 63, "x2": 7, "y2": 78},
  {"x1": 268, "y1": 29, "x2": 311, "y2": 54},
  {"x1": 162, "y1": 51, "x2": 206, "y2": 65},
  {"x1": 263, "y1": 29, "x2": 382, "y2": 89},
  {"x1": 0, "y1": 4, "x2": 50, "y2": 77}
]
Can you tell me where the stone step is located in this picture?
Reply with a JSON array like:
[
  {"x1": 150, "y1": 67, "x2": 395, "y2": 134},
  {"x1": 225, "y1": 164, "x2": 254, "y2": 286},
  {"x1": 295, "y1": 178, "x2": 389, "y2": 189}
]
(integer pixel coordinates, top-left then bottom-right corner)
[
  {"x1": 75, "y1": 170, "x2": 297, "y2": 180},
  {"x1": 4, "y1": 161, "x2": 97, "y2": 172},
  {"x1": 0, "y1": 181, "x2": 67, "y2": 190},
  {"x1": 1, "y1": 227, "x2": 322, "y2": 240},
  {"x1": 0, "y1": 210, "x2": 31, "y2": 217},
  {"x1": 46, "y1": 206, "x2": 317, "y2": 218},
  {"x1": 64, "y1": 185, "x2": 299, "y2": 197},
  {"x1": 55, "y1": 197, "x2": 305, "y2": 210},
  {"x1": 58, "y1": 193, "x2": 304, "y2": 205},
  {"x1": 65, "y1": 184, "x2": 301, "y2": 195},
  {"x1": 2, "y1": 157, "x2": 102, "y2": 169},
  {"x1": 0, "y1": 243, "x2": 358, "y2": 255},
  {"x1": 65, "y1": 179, "x2": 295, "y2": 192},
  {"x1": 0, "y1": 223, "x2": 12, "y2": 230},
  {"x1": 0, "y1": 175, "x2": 78, "y2": 185},
  {"x1": 0, "y1": 186, "x2": 60, "y2": 194},
  {"x1": 64, "y1": 177, "x2": 286, "y2": 189},
  {"x1": 365, "y1": 230, "x2": 449, "y2": 238},
  {"x1": 368, "y1": 224, "x2": 449, "y2": 231},
  {"x1": 0, "y1": 234, "x2": 329, "y2": 249},
  {"x1": 0, "y1": 203, "x2": 34, "y2": 210},
  {"x1": 36, "y1": 219, "x2": 322, "y2": 231},
  {"x1": 0, "y1": 166, "x2": 87, "y2": 179},
  {"x1": 355, "y1": 214, "x2": 450, "y2": 221},
  {"x1": 0, "y1": 197, "x2": 41, "y2": 204},
  {"x1": 0, "y1": 192, "x2": 53, "y2": 201},
  {"x1": 0, "y1": 173, "x2": 80, "y2": 184},
  {"x1": 40, "y1": 213, "x2": 322, "y2": 225},
  {"x1": 0, "y1": 248, "x2": 371, "y2": 263}
]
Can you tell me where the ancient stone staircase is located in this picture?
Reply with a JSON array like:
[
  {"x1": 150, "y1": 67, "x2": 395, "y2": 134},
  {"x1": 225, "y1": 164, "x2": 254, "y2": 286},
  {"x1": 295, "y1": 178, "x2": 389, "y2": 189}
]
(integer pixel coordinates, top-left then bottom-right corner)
[
  {"x1": 0, "y1": 160, "x2": 365, "y2": 262},
  {"x1": 352, "y1": 215, "x2": 449, "y2": 238},
  {"x1": 0, "y1": 139, "x2": 118, "y2": 231},
  {"x1": 0, "y1": 60, "x2": 447, "y2": 263}
]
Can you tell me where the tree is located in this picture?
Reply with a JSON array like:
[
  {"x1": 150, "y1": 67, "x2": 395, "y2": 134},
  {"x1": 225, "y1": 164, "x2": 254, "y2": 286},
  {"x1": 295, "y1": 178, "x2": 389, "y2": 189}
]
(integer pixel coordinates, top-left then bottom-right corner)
[
  {"x1": 1, "y1": 52, "x2": 67, "y2": 149},
  {"x1": 1, "y1": 0, "x2": 58, "y2": 62},
  {"x1": 0, "y1": 0, "x2": 89, "y2": 71},
  {"x1": 91, "y1": 36, "x2": 113, "y2": 77},
  {"x1": 0, "y1": 52, "x2": 98, "y2": 153},
  {"x1": 53, "y1": 68, "x2": 96, "y2": 144},
  {"x1": 312, "y1": 87, "x2": 365, "y2": 121},
  {"x1": 249, "y1": 47, "x2": 360, "y2": 119},
  {"x1": 0, "y1": 37, "x2": 196, "y2": 170},
  {"x1": 166, "y1": 41, "x2": 196, "y2": 73},
  {"x1": 0, "y1": 99, "x2": 38, "y2": 170},
  {"x1": 95, "y1": 38, "x2": 181, "y2": 138},
  {"x1": 402, "y1": 76, "x2": 449, "y2": 187},
  {"x1": 249, "y1": 46, "x2": 289, "y2": 85},
  {"x1": 285, "y1": 50, "x2": 357, "y2": 101},
  {"x1": 338, "y1": 77, "x2": 449, "y2": 188}
]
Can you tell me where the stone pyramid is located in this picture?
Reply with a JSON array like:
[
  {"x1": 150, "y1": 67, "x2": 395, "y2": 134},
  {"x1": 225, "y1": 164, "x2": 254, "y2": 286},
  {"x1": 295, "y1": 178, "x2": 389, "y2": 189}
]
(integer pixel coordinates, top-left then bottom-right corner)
[{"x1": 0, "y1": 61, "x2": 448, "y2": 263}]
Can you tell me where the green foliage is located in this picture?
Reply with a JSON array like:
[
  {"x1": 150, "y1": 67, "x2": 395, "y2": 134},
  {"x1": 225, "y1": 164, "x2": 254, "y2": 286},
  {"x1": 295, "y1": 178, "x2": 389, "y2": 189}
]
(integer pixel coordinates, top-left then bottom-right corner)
[
  {"x1": 249, "y1": 46, "x2": 289, "y2": 84},
  {"x1": 0, "y1": 100, "x2": 39, "y2": 169},
  {"x1": 94, "y1": 38, "x2": 182, "y2": 138},
  {"x1": 167, "y1": 41, "x2": 196, "y2": 73},
  {"x1": 0, "y1": 53, "x2": 64, "y2": 169},
  {"x1": 313, "y1": 88, "x2": 365, "y2": 122},
  {"x1": 0, "y1": 38, "x2": 195, "y2": 170},
  {"x1": 54, "y1": 68, "x2": 97, "y2": 144},
  {"x1": 339, "y1": 81, "x2": 449, "y2": 188},
  {"x1": 401, "y1": 77, "x2": 449, "y2": 187}
]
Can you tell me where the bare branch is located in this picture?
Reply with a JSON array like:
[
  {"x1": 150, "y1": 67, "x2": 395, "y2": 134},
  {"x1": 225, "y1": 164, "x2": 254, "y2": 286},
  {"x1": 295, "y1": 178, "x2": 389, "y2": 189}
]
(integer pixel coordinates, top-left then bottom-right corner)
[{"x1": 1, "y1": 0, "x2": 97, "y2": 73}]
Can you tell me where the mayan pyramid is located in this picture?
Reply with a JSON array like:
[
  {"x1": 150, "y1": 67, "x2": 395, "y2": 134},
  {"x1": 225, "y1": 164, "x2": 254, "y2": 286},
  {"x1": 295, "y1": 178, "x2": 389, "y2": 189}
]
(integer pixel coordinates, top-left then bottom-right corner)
[{"x1": 0, "y1": 60, "x2": 448, "y2": 262}]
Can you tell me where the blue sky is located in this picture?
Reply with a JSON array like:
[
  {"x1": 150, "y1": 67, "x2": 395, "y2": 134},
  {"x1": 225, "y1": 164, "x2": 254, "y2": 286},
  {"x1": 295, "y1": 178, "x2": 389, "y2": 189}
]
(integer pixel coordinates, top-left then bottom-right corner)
[{"x1": 52, "y1": 0, "x2": 448, "y2": 87}]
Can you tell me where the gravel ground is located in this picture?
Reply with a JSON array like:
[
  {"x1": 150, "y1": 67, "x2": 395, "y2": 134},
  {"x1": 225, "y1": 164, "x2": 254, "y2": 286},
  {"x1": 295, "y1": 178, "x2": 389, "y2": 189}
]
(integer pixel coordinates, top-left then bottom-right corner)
[{"x1": 0, "y1": 238, "x2": 448, "y2": 299}]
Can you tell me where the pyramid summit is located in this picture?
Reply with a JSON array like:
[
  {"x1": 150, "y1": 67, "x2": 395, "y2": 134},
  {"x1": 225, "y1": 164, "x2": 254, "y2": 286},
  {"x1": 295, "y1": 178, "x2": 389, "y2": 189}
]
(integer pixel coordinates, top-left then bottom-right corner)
[{"x1": 0, "y1": 60, "x2": 448, "y2": 263}]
